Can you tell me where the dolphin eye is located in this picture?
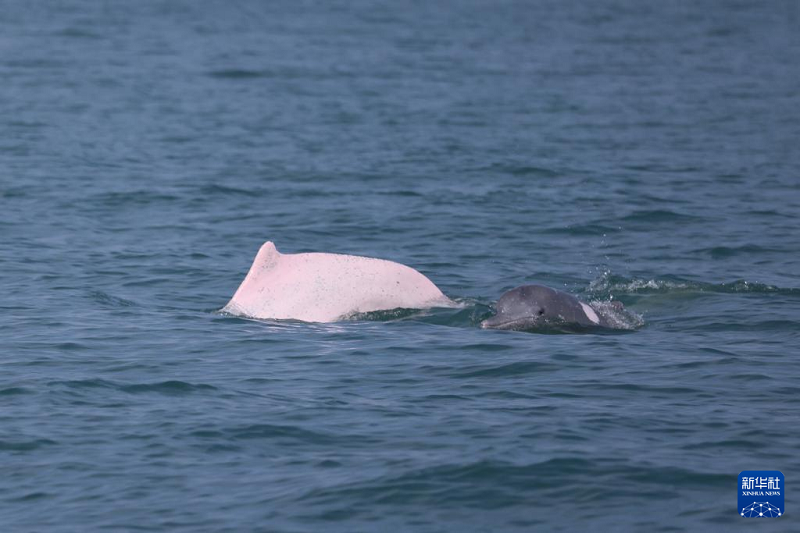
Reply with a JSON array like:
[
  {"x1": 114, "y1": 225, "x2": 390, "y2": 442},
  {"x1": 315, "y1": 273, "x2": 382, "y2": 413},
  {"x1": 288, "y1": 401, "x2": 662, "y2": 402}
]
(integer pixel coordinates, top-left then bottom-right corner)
[{"x1": 538, "y1": 308, "x2": 545, "y2": 316}]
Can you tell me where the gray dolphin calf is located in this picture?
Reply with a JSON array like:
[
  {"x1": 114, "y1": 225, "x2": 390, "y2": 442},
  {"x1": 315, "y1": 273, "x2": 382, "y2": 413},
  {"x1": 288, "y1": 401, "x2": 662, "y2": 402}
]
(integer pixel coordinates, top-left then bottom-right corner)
[{"x1": 481, "y1": 284, "x2": 620, "y2": 330}]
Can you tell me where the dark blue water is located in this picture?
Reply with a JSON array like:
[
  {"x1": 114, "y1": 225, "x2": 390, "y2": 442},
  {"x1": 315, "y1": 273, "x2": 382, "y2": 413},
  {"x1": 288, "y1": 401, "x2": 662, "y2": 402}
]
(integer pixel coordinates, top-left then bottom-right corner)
[{"x1": 2, "y1": 1, "x2": 800, "y2": 531}]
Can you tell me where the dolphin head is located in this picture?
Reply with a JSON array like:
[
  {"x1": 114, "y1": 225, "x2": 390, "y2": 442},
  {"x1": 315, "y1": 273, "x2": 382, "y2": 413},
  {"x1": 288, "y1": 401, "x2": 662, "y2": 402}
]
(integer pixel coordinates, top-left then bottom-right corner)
[
  {"x1": 481, "y1": 285, "x2": 555, "y2": 330},
  {"x1": 481, "y1": 284, "x2": 597, "y2": 330}
]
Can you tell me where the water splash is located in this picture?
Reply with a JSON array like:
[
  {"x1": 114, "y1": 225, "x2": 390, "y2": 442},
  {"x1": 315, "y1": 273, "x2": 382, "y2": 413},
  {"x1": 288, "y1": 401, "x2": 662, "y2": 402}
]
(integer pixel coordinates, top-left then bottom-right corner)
[{"x1": 588, "y1": 300, "x2": 645, "y2": 330}]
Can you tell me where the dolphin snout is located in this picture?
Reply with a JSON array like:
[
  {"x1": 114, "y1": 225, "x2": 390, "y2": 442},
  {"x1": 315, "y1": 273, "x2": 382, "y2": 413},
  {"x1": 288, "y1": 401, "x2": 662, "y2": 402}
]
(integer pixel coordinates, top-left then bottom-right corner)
[{"x1": 480, "y1": 314, "x2": 509, "y2": 329}]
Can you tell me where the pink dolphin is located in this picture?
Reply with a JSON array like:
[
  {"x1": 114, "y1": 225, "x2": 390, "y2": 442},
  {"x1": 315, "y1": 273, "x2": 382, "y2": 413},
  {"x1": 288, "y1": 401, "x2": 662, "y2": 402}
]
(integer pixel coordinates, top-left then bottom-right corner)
[{"x1": 223, "y1": 241, "x2": 455, "y2": 322}]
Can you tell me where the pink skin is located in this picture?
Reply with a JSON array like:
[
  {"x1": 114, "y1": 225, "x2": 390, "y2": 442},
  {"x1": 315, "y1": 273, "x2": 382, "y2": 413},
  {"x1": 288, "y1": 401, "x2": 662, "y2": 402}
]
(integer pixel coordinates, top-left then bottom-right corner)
[{"x1": 223, "y1": 241, "x2": 455, "y2": 322}]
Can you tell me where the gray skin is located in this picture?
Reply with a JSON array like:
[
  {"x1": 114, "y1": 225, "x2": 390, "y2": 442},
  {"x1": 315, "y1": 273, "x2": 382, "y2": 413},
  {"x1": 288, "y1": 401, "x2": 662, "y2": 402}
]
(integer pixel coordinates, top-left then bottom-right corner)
[{"x1": 481, "y1": 284, "x2": 615, "y2": 330}]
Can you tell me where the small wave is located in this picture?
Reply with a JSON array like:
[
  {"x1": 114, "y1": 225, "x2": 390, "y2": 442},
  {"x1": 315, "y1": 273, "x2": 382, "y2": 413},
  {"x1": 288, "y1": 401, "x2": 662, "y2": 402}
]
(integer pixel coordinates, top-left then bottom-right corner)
[
  {"x1": 88, "y1": 290, "x2": 138, "y2": 308},
  {"x1": 297, "y1": 458, "x2": 729, "y2": 509},
  {"x1": 48, "y1": 379, "x2": 216, "y2": 396},
  {"x1": 58, "y1": 28, "x2": 101, "y2": 39},
  {"x1": 199, "y1": 184, "x2": 260, "y2": 196},
  {"x1": 90, "y1": 190, "x2": 179, "y2": 207},
  {"x1": 0, "y1": 438, "x2": 57, "y2": 452},
  {"x1": 4, "y1": 59, "x2": 64, "y2": 69},
  {"x1": 744, "y1": 209, "x2": 794, "y2": 219},
  {"x1": 620, "y1": 209, "x2": 702, "y2": 223},
  {"x1": 222, "y1": 423, "x2": 378, "y2": 447},
  {"x1": 376, "y1": 190, "x2": 425, "y2": 197},
  {"x1": 681, "y1": 438, "x2": 762, "y2": 451},
  {"x1": 693, "y1": 244, "x2": 783, "y2": 259},
  {"x1": 9, "y1": 492, "x2": 51, "y2": 502},
  {"x1": 588, "y1": 272, "x2": 799, "y2": 297},
  {"x1": 49, "y1": 378, "x2": 117, "y2": 390},
  {"x1": 121, "y1": 380, "x2": 217, "y2": 395},
  {"x1": 543, "y1": 223, "x2": 621, "y2": 236},
  {"x1": 505, "y1": 165, "x2": 559, "y2": 177},
  {"x1": 480, "y1": 163, "x2": 559, "y2": 177},
  {"x1": 2, "y1": 187, "x2": 29, "y2": 198},
  {"x1": 0, "y1": 386, "x2": 32, "y2": 396},
  {"x1": 452, "y1": 361, "x2": 560, "y2": 378},
  {"x1": 344, "y1": 308, "x2": 426, "y2": 321},
  {"x1": 686, "y1": 319, "x2": 800, "y2": 333},
  {"x1": 344, "y1": 299, "x2": 467, "y2": 323},
  {"x1": 207, "y1": 69, "x2": 271, "y2": 79},
  {"x1": 230, "y1": 424, "x2": 330, "y2": 442}
]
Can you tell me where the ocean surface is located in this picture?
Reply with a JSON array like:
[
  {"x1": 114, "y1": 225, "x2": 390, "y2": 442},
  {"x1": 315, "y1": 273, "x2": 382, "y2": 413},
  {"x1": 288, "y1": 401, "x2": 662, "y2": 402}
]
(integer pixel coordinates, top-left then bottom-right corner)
[{"x1": 2, "y1": 1, "x2": 799, "y2": 531}]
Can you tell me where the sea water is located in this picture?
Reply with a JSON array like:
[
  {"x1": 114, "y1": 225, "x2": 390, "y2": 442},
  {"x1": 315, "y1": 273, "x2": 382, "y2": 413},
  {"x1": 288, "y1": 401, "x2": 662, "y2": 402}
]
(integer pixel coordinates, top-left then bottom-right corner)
[{"x1": 2, "y1": 1, "x2": 799, "y2": 531}]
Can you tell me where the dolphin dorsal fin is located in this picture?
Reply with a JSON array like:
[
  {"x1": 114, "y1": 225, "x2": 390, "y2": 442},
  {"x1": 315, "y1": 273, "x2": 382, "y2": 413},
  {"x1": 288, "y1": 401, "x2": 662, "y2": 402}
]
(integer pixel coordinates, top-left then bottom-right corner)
[
  {"x1": 255, "y1": 241, "x2": 280, "y2": 265},
  {"x1": 240, "y1": 241, "x2": 280, "y2": 287}
]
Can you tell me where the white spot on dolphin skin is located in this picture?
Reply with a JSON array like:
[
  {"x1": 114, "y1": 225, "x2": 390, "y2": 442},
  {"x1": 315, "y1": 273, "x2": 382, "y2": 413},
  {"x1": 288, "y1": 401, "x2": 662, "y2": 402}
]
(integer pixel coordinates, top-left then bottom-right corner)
[{"x1": 580, "y1": 302, "x2": 600, "y2": 324}]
